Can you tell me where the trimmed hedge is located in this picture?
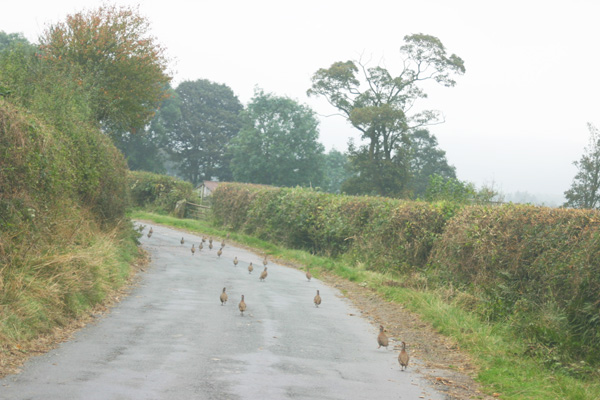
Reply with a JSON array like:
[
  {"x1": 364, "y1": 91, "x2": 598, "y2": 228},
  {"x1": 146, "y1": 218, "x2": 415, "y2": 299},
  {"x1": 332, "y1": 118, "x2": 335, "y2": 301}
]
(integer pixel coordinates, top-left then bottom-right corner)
[
  {"x1": 127, "y1": 170, "x2": 195, "y2": 214},
  {"x1": 211, "y1": 182, "x2": 458, "y2": 270},
  {"x1": 211, "y1": 182, "x2": 600, "y2": 371},
  {"x1": 431, "y1": 204, "x2": 600, "y2": 366}
]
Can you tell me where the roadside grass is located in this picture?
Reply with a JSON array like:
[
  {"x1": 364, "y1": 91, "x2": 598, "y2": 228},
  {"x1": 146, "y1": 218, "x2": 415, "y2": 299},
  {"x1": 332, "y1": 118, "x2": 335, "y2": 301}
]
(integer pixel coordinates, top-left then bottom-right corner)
[
  {"x1": 132, "y1": 211, "x2": 600, "y2": 400},
  {"x1": 0, "y1": 219, "x2": 140, "y2": 355}
]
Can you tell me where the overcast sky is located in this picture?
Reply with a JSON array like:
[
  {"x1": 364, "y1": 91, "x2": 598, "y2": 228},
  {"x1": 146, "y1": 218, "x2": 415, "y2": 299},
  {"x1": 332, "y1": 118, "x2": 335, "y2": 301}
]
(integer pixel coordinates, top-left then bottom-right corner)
[{"x1": 3, "y1": 0, "x2": 599, "y2": 204}]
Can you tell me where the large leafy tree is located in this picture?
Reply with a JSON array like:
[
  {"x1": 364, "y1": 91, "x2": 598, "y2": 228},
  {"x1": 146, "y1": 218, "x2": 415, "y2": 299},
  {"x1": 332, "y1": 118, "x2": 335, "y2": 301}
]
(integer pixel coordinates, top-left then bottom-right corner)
[
  {"x1": 38, "y1": 4, "x2": 171, "y2": 134},
  {"x1": 405, "y1": 129, "x2": 456, "y2": 198},
  {"x1": 159, "y1": 79, "x2": 243, "y2": 185},
  {"x1": 0, "y1": 31, "x2": 31, "y2": 53},
  {"x1": 229, "y1": 89, "x2": 325, "y2": 187},
  {"x1": 308, "y1": 33, "x2": 464, "y2": 196},
  {"x1": 323, "y1": 149, "x2": 354, "y2": 193},
  {"x1": 0, "y1": 31, "x2": 35, "y2": 98},
  {"x1": 564, "y1": 123, "x2": 600, "y2": 209}
]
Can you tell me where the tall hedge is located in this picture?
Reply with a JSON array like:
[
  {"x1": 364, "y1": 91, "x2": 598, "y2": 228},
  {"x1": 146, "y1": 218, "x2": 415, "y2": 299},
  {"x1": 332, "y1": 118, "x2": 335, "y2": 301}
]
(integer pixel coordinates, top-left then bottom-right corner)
[
  {"x1": 430, "y1": 204, "x2": 600, "y2": 366},
  {"x1": 211, "y1": 183, "x2": 458, "y2": 270},
  {"x1": 0, "y1": 99, "x2": 128, "y2": 232},
  {"x1": 127, "y1": 170, "x2": 195, "y2": 214},
  {"x1": 0, "y1": 98, "x2": 132, "y2": 347}
]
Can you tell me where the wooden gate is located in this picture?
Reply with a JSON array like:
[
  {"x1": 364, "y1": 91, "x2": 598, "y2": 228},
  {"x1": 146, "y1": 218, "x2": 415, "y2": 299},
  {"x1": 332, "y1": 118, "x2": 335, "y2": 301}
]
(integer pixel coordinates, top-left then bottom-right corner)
[{"x1": 185, "y1": 201, "x2": 211, "y2": 220}]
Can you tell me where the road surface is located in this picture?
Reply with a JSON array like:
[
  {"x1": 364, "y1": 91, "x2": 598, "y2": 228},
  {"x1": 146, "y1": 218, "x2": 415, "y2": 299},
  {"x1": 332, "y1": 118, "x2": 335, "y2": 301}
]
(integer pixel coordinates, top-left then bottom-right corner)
[{"x1": 0, "y1": 223, "x2": 445, "y2": 400}]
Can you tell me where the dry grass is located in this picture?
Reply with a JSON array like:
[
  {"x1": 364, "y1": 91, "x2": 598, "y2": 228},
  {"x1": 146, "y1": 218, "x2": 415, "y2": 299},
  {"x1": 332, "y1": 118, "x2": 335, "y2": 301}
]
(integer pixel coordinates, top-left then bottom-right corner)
[{"x1": 0, "y1": 216, "x2": 142, "y2": 377}]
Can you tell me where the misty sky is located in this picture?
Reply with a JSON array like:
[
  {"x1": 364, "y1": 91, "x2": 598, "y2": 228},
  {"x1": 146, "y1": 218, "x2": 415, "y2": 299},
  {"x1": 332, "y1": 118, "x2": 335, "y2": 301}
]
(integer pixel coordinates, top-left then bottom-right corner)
[{"x1": 3, "y1": 0, "x2": 599, "y2": 204}]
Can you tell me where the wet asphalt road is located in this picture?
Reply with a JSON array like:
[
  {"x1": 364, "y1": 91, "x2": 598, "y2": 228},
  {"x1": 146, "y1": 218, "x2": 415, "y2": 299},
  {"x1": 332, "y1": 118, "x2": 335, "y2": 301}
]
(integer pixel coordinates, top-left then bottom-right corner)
[{"x1": 0, "y1": 223, "x2": 445, "y2": 400}]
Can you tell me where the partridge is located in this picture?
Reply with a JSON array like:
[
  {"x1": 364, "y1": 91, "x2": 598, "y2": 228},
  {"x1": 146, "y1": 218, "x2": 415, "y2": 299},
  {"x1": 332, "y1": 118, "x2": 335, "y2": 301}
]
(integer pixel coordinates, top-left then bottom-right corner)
[
  {"x1": 180, "y1": 237, "x2": 185, "y2": 245},
  {"x1": 238, "y1": 295, "x2": 247, "y2": 316},
  {"x1": 191, "y1": 244, "x2": 196, "y2": 255},
  {"x1": 314, "y1": 290, "x2": 322, "y2": 307},
  {"x1": 377, "y1": 325, "x2": 389, "y2": 349},
  {"x1": 248, "y1": 262, "x2": 254, "y2": 274},
  {"x1": 259, "y1": 267, "x2": 268, "y2": 281},
  {"x1": 306, "y1": 268, "x2": 312, "y2": 281},
  {"x1": 398, "y1": 342, "x2": 409, "y2": 370},
  {"x1": 217, "y1": 247, "x2": 223, "y2": 257},
  {"x1": 233, "y1": 256, "x2": 238, "y2": 266},
  {"x1": 220, "y1": 288, "x2": 228, "y2": 305}
]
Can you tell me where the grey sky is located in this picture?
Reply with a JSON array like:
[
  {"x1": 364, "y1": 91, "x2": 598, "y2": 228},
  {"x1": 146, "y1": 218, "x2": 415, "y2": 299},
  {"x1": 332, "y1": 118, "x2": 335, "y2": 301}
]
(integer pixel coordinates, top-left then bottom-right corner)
[{"x1": 3, "y1": 0, "x2": 599, "y2": 203}]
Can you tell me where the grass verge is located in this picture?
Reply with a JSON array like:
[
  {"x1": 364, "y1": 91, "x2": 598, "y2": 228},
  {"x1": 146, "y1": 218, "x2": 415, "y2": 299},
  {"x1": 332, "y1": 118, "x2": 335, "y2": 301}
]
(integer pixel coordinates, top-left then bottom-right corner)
[
  {"x1": 0, "y1": 220, "x2": 143, "y2": 377},
  {"x1": 133, "y1": 210, "x2": 600, "y2": 400}
]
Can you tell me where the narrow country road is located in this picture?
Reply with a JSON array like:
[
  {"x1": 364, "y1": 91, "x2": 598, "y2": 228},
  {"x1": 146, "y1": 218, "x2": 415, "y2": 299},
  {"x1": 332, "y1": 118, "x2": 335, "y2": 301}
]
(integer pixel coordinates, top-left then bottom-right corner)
[{"x1": 0, "y1": 223, "x2": 446, "y2": 400}]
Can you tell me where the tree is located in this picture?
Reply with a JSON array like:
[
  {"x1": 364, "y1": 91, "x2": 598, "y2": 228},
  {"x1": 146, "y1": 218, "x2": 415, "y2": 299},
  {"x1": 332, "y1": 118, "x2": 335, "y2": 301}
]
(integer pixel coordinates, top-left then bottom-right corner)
[
  {"x1": 115, "y1": 128, "x2": 167, "y2": 174},
  {"x1": 0, "y1": 31, "x2": 31, "y2": 53},
  {"x1": 308, "y1": 33, "x2": 465, "y2": 197},
  {"x1": 0, "y1": 32, "x2": 34, "y2": 98},
  {"x1": 158, "y1": 79, "x2": 243, "y2": 185},
  {"x1": 323, "y1": 149, "x2": 354, "y2": 193},
  {"x1": 38, "y1": 5, "x2": 171, "y2": 134},
  {"x1": 229, "y1": 89, "x2": 325, "y2": 187},
  {"x1": 564, "y1": 123, "x2": 600, "y2": 209},
  {"x1": 405, "y1": 129, "x2": 456, "y2": 198},
  {"x1": 425, "y1": 175, "x2": 500, "y2": 204}
]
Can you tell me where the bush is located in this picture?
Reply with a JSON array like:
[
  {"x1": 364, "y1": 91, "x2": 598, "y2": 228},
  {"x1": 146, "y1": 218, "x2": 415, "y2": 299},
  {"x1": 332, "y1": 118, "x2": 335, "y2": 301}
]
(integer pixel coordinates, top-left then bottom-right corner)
[
  {"x1": 211, "y1": 183, "x2": 458, "y2": 268},
  {"x1": 430, "y1": 204, "x2": 600, "y2": 368},
  {"x1": 0, "y1": 99, "x2": 134, "y2": 355},
  {"x1": 128, "y1": 170, "x2": 195, "y2": 214}
]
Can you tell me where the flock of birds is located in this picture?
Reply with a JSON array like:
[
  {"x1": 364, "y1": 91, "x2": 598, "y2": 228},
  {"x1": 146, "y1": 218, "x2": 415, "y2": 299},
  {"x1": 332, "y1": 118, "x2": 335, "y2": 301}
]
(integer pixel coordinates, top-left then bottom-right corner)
[{"x1": 140, "y1": 224, "x2": 409, "y2": 371}]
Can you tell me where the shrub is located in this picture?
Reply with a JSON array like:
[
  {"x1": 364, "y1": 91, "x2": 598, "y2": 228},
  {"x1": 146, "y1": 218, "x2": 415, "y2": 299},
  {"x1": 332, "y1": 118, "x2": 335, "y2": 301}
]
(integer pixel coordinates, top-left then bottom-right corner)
[
  {"x1": 211, "y1": 183, "x2": 458, "y2": 268},
  {"x1": 128, "y1": 170, "x2": 195, "y2": 214},
  {"x1": 430, "y1": 204, "x2": 600, "y2": 367}
]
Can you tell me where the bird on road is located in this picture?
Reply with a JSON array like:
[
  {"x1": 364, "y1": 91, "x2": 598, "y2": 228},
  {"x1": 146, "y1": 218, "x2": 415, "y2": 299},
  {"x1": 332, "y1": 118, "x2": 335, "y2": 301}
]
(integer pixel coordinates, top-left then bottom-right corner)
[
  {"x1": 233, "y1": 256, "x2": 238, "y2": 266},
  {"x1": 209, "y1": 237, "x2": 213, "y2": 245},
  {"x1": 191, "y1": 244, "x2": 196, "y2": 255},
  {"x1": 138, "y1": 225, "x2": 145, "y2": 232},
  {"x1": 259, "y1": 267, "x2": 268, "y2": 281},
  {"x1": 248, "y1": 262, "x2": 254, "y2": 274},
  {"x1": 209, "y1": 242, "x2": 213, "y2": 250},
  {"x1": 314, "y1": 290, "x2": 322, "y2": 307},
  {"x1": 202, "y1": 236, "x2": 206, "y2": 243},
  {"x1": 263, "y1": 255, "x2": 268, "y2": 266},
  {"x1": 306, "y1": 267, "x2": 312, "y2": 281},
  {"x1": 180, "y1": 237, "x2": 185, "y2": 245},
  {"x1": 220, "y1": 288, "x2": 228, "y2": 305},
  {"x1": 221, "y1": 240, "x2": 226, "y2": 248},
  {"x1": 149, "y1": 227, "x2": 153, "y2": 235},
  {"x1": 377, "y1": 325, "x2": 389, "y2": 349},
  {"x1": 398, "y1": 342, "x2": 409, "y2": 370},
  {"x1": 239, "y1": 295, "x2": 246, "y2": 316},
  {"x1": 199, "y1": 242, "x2": 203, "y2": 251},
  {"x1": 147, "y1": 231, "x2": 152, "y2": 238},
  {"x1": 217, "y1": 247, "x2": 223, "y2": 257}
]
